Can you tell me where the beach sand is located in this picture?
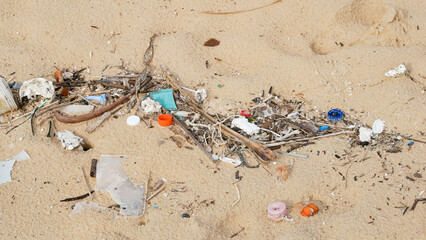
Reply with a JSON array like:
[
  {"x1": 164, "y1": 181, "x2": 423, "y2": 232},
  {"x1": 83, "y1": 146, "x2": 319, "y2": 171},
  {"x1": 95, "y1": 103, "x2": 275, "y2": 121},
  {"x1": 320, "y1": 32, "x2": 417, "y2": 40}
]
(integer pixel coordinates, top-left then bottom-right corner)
[{"x1": 0, "y1": 0, "x2": 425, "y2": 239}]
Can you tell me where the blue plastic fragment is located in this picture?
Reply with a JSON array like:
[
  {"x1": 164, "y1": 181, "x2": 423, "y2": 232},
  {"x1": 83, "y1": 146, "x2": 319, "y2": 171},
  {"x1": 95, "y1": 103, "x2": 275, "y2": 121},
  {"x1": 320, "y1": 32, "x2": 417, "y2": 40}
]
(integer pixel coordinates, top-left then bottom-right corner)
[
  {"x1": 319, "y1": 126, "x2": 329, "y2": 131},
  {"x1": 327, "y1": 109, "x2": 344, "y2": 122},
  {"x1": 407, "y1": 142, "x2": 414, "y2": 146},
  {"x1": 150, "y1": 89, "x2": 177, "y2": 111},
  {"x1": 152, "y1": 206, "x2": 158, "y2": 209},
  {"x1": 86, "y1": 93, "x2": 106, "y2": 103}
]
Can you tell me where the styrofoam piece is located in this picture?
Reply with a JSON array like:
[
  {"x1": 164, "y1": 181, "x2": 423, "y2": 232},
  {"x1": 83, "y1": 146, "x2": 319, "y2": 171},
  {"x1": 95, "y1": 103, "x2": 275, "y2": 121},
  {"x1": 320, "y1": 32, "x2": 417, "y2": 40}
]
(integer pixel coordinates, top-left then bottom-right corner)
[
  {"x1": 19, "y1": 78, "x2": 55, "y2": 100},
  {"x1": 385, "y1": 64, "x2": 407, "y2": 78},
  {"x1": 126, "y1": 115, "x2": 140, "y2": 126},
  {"x1": 0, "y1": 77, "x2": 18, "y2": 115},
  {"x1": 359, "y1": 127, "x2": 373, "y2": 142},
  {"x1": 140, "y1": 97, "x2": 162, "y2": 114},
  {"x1": 372, "y1": 119, "x2": 385, "y2": 134},
  {"x1": 0, "y1": 160, "x2": 16, "y2": 184},
  {"x1": 95, "y1": 155, "x2": 144, "y2": 217},
  {"x1": 60, "y1": 105, "x2": 94, "y2": 116},
  {"x1": 57, "y1": 130, "x2": 84, "y2": 151},
  {"x1": 231, "y1": 117, "x2": 260, "y2": 135}
]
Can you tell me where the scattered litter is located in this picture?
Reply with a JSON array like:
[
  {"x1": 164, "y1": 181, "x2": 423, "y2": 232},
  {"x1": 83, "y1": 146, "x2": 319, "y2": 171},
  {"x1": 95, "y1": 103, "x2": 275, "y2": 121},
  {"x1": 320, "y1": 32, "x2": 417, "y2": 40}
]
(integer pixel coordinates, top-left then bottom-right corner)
[
  {"x1": 172, "y1": 111, "x2": 191, "y2": 118},
  {"x1": 69, "y1": 201, "x2": 112, "y2": 216},
  {"x1": 86, "y1": 93, "x2": 106, "y2": 103},
  {"x1": 231, "y1": 117, "x2": 260, "y2": 135},
  {"x1": 204, "y1": 38, "x2": 220, "y2": 47},
  {"x1": 0, "y1": 160, "x2": 16, "y2": 184},
  {"x1": 277, "y1": 151, "x2": 308, "y2": 159},
  {"x1": 267, "y1": 202, "x2": 287, "y2": 221},
  {"x1": 385, "y1": 64, "x2": 407, "y2": 78},
  {"x1": 180, "y1": 213, "x2": 190, "y2": 218},
  {"x1": 301, "y1": 203, "x2": 319, "y2": 217},
  {"x1": 359, "y1": 127, "x2": 373, "y2": 142},
  {"x1": 0, "y1": 77, "x2": 18, "y2": 115},
  {"x1": 327, "y1": 109, "x2": 344, "y2": 122},
  {"x1": 147, "y1": 185, "x2": 166, "y2": 201},
  {"x1": 408, "y1": 142, "x2": 414, "y2": 146},
  {"x1": 60, "y1": 105, "x2": 94, "y2": 116},
  {"x1": 240, "y1": 110, "x2": 251, "y2": 117},
  {"x1": 127, "y1": 115, "x2": 141, "y2": 126},
  {"x1": 372, "y1": 119, "x2": 385, "y2": 134},
  {"x1": 150, "y1": 89, "x2": 177, "y2": 110},
  {"x1": 95, "y1": 155, "x2": 145, "y2": 216},
  {"x1": 158, "y1": 114, "x2": 173, "y2": 126},
  {"x1": 319, "y1": 126, "x2": 329, "y2": 131},
  {"x1": 212, "y1": 154, "x2": 242, "y2": 166},
  {"x1": 19, "y1": 78, "x2": 55, "y2": 100},
  {"x1": 54, "y1": 69, "x2": 64, "y2": 83},
  {"x1": 140, "y1": 97, "x2": 162, "y2": 114},
  {"x1": 57, "y1": 130, "x2": 85, "y2": 151},
  {"x1": 275, "y1": 165, "x2": 290, "y2": 181}
]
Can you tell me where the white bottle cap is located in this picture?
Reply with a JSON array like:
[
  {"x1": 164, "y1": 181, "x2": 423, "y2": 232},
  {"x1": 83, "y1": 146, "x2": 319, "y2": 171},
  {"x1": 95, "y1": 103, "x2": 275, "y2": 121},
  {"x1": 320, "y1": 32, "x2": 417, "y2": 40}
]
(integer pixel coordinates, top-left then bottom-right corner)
[{"x1": 127, "y1": 115, "x2": 140, "y2": 126}]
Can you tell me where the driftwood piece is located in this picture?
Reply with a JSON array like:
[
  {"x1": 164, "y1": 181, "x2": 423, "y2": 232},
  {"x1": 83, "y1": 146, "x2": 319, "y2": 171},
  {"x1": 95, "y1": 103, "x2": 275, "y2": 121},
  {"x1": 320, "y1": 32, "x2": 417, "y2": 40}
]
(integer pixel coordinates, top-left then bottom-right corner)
[{"x1": 164, "y1": 71, "x2": 276, "y2": 162}]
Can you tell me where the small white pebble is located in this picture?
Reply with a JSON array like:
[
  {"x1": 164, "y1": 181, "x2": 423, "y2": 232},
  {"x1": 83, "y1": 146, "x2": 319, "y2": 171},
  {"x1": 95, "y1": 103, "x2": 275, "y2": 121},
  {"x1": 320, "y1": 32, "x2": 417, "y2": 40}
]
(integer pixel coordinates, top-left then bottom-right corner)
[
  {"x1": 40, "y1": 128, "x2": 44, "y2": 132},
  {"x1": 19, "y1": 137, "x2": 23, "y2": 141},
  {"x1": 163, "y1": 193, "x2": 168, "y2": 197}
]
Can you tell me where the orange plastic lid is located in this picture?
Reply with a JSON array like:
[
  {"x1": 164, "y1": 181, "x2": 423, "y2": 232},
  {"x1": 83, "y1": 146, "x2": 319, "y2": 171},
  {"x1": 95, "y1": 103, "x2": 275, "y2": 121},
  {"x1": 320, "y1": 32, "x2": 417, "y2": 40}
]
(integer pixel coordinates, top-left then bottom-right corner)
[{"x1": 158, "y1": 114, "x2": 173, "y2": 126}]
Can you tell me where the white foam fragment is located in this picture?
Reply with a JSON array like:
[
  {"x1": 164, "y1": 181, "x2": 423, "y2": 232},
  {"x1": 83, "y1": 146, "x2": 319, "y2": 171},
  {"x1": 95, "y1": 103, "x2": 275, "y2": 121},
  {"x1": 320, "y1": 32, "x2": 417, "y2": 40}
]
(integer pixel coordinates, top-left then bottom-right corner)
[
  {"x1": 359, "y1": 127, "x2": 373, "y2": 142},
  {"x1": 231, "y1": 117, "x2": 260, "y2": 135},
  {"x1": 372, "y1": 119, "x2": 385, "y2": 134},
  {"x1": 19, "y1": 78, "x2": 55, "y2": 100},
  {"x1": 140, "y1": 97, "x2": 162, "y2": 114},
  {"x1": 57, "y1": 130, "x2": 84, "y2": 151},
  {"x1": 95, "y1": 155, "x2": 144, "y2": 217},
  {"x1": 0, "y1": 160, "x2": 16, "y2": 184},
  {"x1": 60, "y1": 105, "x2": 94, "y2": 116},
  {"x1": 385, "y1": 64, "x2": 407, "y2": 78}
]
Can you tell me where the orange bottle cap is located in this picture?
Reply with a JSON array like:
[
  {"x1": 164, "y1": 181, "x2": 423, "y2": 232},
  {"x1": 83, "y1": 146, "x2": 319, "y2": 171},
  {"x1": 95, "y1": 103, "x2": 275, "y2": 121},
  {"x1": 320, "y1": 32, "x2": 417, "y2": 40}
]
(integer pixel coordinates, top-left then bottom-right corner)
[{"x1": 158, "y1": 114, "x2": 173, "y2": 126}]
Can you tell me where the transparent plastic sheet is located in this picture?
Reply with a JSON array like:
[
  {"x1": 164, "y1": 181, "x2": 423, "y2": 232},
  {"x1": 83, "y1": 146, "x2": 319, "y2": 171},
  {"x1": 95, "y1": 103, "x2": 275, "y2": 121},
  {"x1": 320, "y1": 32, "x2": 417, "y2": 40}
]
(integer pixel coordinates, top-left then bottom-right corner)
[{"x1": 94, "y1": 155, "x2": 144, "y2": 217}]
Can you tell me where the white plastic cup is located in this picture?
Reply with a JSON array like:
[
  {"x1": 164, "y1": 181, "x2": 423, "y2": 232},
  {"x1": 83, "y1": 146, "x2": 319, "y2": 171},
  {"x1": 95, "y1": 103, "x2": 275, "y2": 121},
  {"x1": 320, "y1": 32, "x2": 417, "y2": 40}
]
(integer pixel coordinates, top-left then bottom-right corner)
[{"x1": 0, "y1": 78, "x2": 18, "y2": 115}]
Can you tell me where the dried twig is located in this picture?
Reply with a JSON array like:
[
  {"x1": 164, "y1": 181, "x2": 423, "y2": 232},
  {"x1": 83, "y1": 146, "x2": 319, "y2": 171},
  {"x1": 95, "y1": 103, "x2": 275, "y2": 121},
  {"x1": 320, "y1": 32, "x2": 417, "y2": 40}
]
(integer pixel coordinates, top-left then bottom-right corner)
[
  {"x1": 201, "y1": 0, "x2": 282, "y2": 15},
  {"x1": 265, "y1": 131, "x2": 355, "y2": 147},
  {"x1": 142, "y1": 171, "x2": 150, "y2": 216},
  {"x1": 59, "y1": 191, "x2": 95, "y2": 202},
  {"x1": 85, "y1": 106, "x2": 123, "y2": 133},
  {"x1": 80, "y1": 166, "x2": 93, "y2": 201},
  {"x1": 147, "y1": 185, "x2": 166, "y2": 201}
]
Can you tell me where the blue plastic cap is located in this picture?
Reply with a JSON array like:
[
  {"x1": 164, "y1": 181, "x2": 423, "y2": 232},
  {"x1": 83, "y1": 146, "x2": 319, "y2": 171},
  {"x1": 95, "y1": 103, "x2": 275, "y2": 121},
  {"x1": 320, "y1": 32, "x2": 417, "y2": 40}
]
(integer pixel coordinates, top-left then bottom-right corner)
[
  {"x1": 407, "y1": 142, "x2": 414, "y2": 146},
  {"x1": 327, "y1": 109, "x2": 344, "y2": 122},
  {"x1": 319, "y1": 126, "x2": 329, "y2": 131}
]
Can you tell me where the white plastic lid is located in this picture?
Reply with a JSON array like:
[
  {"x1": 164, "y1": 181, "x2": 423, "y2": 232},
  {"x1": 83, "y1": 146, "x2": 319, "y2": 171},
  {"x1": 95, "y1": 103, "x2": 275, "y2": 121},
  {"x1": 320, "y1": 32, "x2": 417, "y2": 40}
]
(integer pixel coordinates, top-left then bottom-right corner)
[{"x1": 126, "y1": 115, "x2": 140, "y2": 126}]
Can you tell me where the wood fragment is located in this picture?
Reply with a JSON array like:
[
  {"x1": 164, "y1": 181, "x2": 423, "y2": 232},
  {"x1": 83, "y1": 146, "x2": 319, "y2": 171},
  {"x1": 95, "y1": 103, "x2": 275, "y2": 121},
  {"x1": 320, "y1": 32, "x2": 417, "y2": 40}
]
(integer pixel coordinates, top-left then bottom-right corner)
[
  {"x1": 85, "y1": 106, "x2": 123, "y2": 133},
  {"x1": 144, "y1": 34, "x2": 157, "y2": 66},
  {"x1": 230, "y1": 227, "x2": 245, "y2": 238},
  {"x1": 90, "y1": 159, "x2": 97, "y2": 177},
  {"x1": 142, "y1": 171, "x2": 150, "y2": 216},
  {"x1": 60, "y1": 191, "x2": 95, "y2": 202},
  {"x1": 410, "y1": 198, "x2": 426, "y2": 211},
  {"x1": 265, "y1": 131, "x2": 355, "y2": 147}
]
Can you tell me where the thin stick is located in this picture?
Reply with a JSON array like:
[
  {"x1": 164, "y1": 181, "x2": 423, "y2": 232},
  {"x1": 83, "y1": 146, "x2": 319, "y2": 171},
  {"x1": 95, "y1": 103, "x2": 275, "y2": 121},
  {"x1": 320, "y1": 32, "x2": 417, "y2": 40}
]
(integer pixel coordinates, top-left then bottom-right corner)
[
  {"x1": 85, "y1": 106, "x2": 123, "y2": 133},
  {"x1": 201, "y1": 0, "x2": 282, "y2": 15},
  {"x1": 142, "y1": 171, "x2": 150, "y2": 215},
  {"x1": 232, "y1": 183, "x2": 241, "y2": 207},
  {"x1": 79, "y1": 166, "x2": 93, "y2": 201},
  {"x1": 172, "y1": 115, "x2": 215, "y2": 161},
  {"x1": 265, "y1": 131, "x2": 355, "y2": 147},
  {"x1": 60, "y1": 191, "x2": 95, "y2": 202},
  {"x1": 147, "y1": 185, "x2": 166, "y2": 201}
]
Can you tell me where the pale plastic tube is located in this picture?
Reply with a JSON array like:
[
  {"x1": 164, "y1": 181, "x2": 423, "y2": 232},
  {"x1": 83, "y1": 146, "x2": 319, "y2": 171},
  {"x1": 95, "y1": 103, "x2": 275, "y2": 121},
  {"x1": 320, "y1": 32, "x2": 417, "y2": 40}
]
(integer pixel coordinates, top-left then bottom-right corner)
[{"x1": 267, "y1": 202, "x2": 287, "y2": 221}]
